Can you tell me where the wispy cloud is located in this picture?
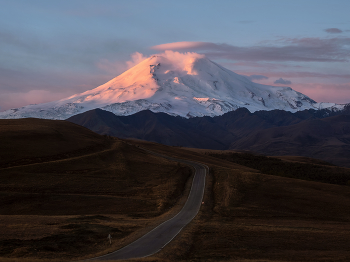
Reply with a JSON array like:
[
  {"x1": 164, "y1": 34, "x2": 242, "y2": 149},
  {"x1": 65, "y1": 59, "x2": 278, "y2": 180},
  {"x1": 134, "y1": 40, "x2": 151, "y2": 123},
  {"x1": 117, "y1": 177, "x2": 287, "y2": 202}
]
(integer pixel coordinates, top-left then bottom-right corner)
[
  {"x1": 238, "y1": 20, "x2": 255, "y2": 24},
  {"x1": 126, "y1": 52, "x2": 148, "y2": 68},
  {"x1": 247, "y1": 75, "x2": 269, "y2": 81},
  {"x1": 96, "y1": 52, "x2": 148, "y2": 75},
  {"x1": 96, "y1": 50, "x2": 206, "y2": 76},
  {"x1": 324, "y1": 28, "x2": 343, "y2": 34},
  {"x1": 274, "y1": 78, "x2": 292, "y2": 85},
  {"x1": 0, "y1": 66, "x2": 108, "y2": 112},
  {"x1": 0, "y1": 27, "x2": 137, "y2": 74},
  {"x1": 0, "y1": 90, "x2": 74, "y2": 111},
  {"x1": 221, "y1": 61, "x2": 304, "y2": 71},
  {"x1": 292, "y1": 83, "x2": 350, "y2": 104},
  {"x1": 240, "y1": 71, "x2": 350, "y2": 80},
  {"x1": 0, "y1": 26, "x2": 142, "y2": 111},
  {"x1": 151, "y1": 38, "x2": 350, "y2": 62},
  {"x1": 152, "y1": 42, "x2": 205, "y2": 51}
]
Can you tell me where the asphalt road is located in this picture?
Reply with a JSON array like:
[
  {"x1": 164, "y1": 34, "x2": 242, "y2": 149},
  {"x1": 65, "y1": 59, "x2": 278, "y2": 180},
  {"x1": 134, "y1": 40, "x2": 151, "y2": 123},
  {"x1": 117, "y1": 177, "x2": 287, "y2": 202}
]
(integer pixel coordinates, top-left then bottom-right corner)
[{"x1": 89, "y1": 149, "x2": 207, "y2": 261}]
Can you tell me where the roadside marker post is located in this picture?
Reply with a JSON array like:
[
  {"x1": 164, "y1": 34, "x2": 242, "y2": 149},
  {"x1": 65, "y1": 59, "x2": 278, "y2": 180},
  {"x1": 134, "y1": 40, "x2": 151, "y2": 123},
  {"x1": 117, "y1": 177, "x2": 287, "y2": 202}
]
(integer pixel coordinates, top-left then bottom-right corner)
[{"x1": 107, "y1": 234, "x2": 112, "y2": 244}]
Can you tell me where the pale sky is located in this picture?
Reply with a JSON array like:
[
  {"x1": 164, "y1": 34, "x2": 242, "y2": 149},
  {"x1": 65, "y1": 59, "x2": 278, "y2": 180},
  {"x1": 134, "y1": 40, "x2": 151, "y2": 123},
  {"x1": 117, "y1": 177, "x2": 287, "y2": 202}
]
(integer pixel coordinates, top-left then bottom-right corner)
[{"x1": 1, "y1": 0, "x2": 350, "y2": 111}]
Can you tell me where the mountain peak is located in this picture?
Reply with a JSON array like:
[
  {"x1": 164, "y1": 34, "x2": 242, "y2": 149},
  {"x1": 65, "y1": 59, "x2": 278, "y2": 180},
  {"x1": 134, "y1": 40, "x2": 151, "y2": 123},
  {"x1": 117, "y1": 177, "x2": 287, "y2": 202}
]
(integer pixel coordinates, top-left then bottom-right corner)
[{"x1": 0, "y1": 51, "x2": 345, "y2": 120}]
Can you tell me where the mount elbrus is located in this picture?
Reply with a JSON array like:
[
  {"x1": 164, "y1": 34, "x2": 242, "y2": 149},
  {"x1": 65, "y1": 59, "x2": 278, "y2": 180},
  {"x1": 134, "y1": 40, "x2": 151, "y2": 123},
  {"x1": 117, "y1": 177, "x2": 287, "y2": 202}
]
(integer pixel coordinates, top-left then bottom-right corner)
[{"x1": 0, "y1": 52, "x2": 344, "y2": 120}]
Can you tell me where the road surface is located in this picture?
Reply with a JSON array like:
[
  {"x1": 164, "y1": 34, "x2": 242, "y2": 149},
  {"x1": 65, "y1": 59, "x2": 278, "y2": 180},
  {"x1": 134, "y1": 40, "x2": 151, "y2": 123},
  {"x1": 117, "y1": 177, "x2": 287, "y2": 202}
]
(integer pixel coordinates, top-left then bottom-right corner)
[{"x1": 89, "y1": 149, "x2": 207, "y2": 261}]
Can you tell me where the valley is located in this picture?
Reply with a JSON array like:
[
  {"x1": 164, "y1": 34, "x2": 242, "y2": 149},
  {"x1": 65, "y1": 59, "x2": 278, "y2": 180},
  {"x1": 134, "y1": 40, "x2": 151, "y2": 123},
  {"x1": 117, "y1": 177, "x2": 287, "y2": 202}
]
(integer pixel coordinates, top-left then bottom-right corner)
[
  {"x1": 1, "y1": 118, "x2": 350, "y2": 261},
  {"x1": 2, "y1": 3, "x2": 350, "y2": 262},
  {"x1": 128, "y1": 140, "x2": 350, "y2": 262}
]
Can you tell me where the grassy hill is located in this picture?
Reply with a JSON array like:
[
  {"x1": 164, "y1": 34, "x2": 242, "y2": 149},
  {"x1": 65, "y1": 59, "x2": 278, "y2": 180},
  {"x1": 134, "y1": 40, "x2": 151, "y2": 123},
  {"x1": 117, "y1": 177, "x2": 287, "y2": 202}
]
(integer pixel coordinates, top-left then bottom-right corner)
[
  {"x1": 0, "y1": 118, "x2": 110, "y2": 167},
  {"x1": 1, "y1": 119, "x2": 350, "y2": 261},
  {"x1": 230, "y1": 114, "x2": 350, "y2": 167},
  {"x1": 0, "y1": 119, "x2": 192, "y2": 260},
  {"x1": 126, "y1": 140, "x2": 350, "y2": 262}
]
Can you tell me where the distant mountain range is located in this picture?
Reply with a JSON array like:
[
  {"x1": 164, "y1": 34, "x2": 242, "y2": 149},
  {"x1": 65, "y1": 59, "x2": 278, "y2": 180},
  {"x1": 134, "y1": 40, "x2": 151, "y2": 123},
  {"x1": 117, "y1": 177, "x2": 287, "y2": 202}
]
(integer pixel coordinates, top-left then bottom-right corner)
[
  {"x1": 0, "y1": 52, "x2": 345, "y2": 120},
  {"x1": 2, "y1": 51, "x2": 349, "y2": 167},
  {"x1": 67, "y1": 106, "x2": 350, "y2": 167}
]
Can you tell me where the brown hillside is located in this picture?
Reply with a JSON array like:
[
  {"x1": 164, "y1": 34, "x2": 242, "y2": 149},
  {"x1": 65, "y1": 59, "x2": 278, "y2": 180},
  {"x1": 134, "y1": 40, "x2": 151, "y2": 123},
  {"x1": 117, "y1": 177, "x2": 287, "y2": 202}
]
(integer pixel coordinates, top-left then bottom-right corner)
[
  {"x1": 0, "y1": 118, "x2": 109, "y2": 167},
  {"x1": 0, "y1": 119, "x2": 192, "y2": 260},
  {"x1": 1, "y1": 121, "x2": 350, "y2": 261},
  {"x1": 127, "y1": 140, "x2": 350, "y2": 262}
]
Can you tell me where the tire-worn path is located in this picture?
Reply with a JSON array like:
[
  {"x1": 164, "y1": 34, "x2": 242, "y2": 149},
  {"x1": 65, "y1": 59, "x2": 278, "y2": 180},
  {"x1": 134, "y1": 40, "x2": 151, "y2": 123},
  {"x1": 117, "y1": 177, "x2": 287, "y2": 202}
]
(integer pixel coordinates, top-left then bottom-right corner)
[{"x1": 89, "y1": 148, "x2": 207, "y2": 261}]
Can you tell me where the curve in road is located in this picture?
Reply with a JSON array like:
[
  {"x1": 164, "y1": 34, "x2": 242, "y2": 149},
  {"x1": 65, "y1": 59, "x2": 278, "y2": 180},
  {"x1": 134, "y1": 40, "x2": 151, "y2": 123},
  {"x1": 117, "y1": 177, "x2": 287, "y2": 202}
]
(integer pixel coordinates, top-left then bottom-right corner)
[{"x1": 89, "y1": 149, "x2": 207, "y2": 261}]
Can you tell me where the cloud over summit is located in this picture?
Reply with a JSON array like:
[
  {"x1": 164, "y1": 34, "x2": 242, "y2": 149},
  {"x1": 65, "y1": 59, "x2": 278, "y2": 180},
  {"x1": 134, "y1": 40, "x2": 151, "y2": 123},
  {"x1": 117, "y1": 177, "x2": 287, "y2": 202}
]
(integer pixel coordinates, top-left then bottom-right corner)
[{"x1": 274, "y1": 78, "x2": 292, "y2": 85}]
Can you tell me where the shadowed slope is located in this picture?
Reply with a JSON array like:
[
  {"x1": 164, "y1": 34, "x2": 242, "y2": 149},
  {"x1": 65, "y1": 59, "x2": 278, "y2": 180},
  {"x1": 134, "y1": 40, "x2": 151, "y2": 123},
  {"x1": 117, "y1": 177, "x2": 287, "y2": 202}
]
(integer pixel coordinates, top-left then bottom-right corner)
[
  {"x1": 68, "y1": 109, "x2": 230, "y2": 149},
  {"x1": 231, "y1": 114, "x2": 350, "y2": 167},
  {"x1": 68, "y1": 107, "x2": 350, "y2": 166},
  {"x1": 0, "y1": 118, "x2": 109, "y2": 167},
  {"x1": 0, "y1": 118, "x2": 192, "y2": 260}
]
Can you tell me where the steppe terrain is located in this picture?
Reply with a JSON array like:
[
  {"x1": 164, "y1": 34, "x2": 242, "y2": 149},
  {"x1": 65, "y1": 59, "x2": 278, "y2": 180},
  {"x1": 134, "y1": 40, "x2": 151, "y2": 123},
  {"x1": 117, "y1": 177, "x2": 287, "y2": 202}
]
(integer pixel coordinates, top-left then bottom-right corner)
[
  {"x1": 0, "y1": 119, "x2": 192, "y2": 261},
  {"x1": 0, "y1": 119, "x2": 350, "y2": 261}
]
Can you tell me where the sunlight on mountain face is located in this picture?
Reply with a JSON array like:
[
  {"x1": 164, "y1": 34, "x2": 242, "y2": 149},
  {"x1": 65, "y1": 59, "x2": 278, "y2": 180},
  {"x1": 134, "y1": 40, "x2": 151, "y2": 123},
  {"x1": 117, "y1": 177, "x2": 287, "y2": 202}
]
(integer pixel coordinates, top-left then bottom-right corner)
[
  {"x1": 68, "y1": 51, "x2": 205, "y2": 104},
  {"x1": 0, "y1": 51, "x2": 344, "y2": 120}
]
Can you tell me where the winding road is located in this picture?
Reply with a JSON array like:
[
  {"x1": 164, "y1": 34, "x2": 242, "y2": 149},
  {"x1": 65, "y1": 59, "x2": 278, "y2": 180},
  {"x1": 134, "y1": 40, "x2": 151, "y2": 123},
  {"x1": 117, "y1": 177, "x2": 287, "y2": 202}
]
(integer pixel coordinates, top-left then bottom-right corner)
[{"x1": 89, "y1": 149, "x2": 207, "y2": 261}]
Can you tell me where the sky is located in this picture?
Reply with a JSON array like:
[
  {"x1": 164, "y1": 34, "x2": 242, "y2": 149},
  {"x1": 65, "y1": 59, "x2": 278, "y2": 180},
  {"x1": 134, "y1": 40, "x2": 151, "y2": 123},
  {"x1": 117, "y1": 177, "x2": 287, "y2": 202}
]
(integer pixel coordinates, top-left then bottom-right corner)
[{"x1": 1, "y1": 0, "x2": 350, "y2": 112}]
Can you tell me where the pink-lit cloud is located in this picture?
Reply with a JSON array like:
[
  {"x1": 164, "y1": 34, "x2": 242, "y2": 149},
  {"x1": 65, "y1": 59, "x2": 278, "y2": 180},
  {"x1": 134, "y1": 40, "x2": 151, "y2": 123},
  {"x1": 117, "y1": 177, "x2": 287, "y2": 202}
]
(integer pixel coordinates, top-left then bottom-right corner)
[
  {"x1": 95, "y1": 47, "x2": 350, "y2": 105},
  {"x1": 151, "y1": 38, "x2": 350, "y2": 62},
  {"x1": 152, "y1": 42, "x2": 206, "y2": 50},
  {"x1": 0, "y1": 66, "x2": 110, "y2": 112},
  {"x1": 126, "y1": 52, "x2": 148, "y2": 68},
  {"x1": 96, "y1": 50, "x2": 205, "y2": 76},
  {"x1": 274, "y1": 78, "x2": 292, "y2": 85},
  {"x1": 277, "y1": 72, "x2": 350, "y2": 79},
  {"x1": 225, "y1": 61, "x2": 304, "y2": 70},
  {"x1": 157, "y1": 50, "x2": 205, "y2": 70},
  {"x1": 240, "y1": 71, "x2": 350, "y2": 80},
  {"x1": 247, "y1": 75, "x2": 269, "y2": 81},
  {"x1": 240, "y1": 74, "x2": 350, "y2": 104},
  {"x1": 292, "y1": 83, "x2": 350, "y2": 104},
  {"x1": 0, "y1": 90, "x2": 74, "y2": 111}
]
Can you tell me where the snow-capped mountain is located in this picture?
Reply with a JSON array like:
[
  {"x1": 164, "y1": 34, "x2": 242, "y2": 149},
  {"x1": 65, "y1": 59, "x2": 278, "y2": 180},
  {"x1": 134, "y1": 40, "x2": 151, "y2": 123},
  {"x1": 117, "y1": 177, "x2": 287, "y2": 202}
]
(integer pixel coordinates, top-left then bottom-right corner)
[{"x1": 0, "y1": 52, "x2": 345, "y2": 120}]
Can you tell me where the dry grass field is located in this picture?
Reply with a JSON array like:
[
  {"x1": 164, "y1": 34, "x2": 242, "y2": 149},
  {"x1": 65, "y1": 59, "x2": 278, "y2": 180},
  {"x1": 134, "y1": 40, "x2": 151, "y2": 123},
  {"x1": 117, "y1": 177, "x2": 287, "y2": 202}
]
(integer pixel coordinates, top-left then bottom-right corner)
[
  {"x1": 0, "y1": 118, "x2": 111, "y2": 167},
  {"x1": 0, "y1": 120, "x2": 192, "y2": 261},
  {"x1": 1, "y1": 119, "x2": 350, "y2": 261},
  {"x1": 128, "y1": 140, "x2": 350, "y2": 262}
]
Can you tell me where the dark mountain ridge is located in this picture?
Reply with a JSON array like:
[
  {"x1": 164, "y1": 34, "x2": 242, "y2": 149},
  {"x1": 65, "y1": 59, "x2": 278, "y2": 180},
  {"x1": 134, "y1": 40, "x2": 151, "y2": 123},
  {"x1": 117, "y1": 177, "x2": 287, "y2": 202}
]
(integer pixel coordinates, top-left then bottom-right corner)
[{"x1": 67, "y1": 105, "x2": 350, "y2": 167}]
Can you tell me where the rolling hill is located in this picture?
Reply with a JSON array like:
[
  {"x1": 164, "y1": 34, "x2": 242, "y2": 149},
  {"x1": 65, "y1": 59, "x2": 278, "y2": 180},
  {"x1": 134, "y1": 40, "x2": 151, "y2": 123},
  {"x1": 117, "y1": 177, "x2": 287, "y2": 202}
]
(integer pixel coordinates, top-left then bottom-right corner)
[
  {"x1": 1, "y1": 118, "x2": 350, "y2": 261},
  {"x1": 0, "y1": 118, "x2": 192, "y2": 260},
  {"x1": 67, "y1": 107, "x2": 350, "y2": 167}
]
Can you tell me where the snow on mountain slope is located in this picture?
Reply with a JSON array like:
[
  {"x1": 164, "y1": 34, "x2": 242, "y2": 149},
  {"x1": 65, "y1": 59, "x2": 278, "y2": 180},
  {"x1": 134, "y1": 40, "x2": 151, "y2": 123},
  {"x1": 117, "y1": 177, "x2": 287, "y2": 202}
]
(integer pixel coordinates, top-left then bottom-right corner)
[{"x1": 0, "y1": 51, "x2": 345, "y2": 120}]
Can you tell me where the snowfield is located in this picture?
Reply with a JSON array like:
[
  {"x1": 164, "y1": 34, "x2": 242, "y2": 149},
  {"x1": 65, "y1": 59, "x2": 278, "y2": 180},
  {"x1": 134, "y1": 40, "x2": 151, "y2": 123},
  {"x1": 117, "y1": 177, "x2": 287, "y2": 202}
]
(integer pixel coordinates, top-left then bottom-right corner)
[{"x1": 0, "y1": 51, "x2": 345, "y2": 120}]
